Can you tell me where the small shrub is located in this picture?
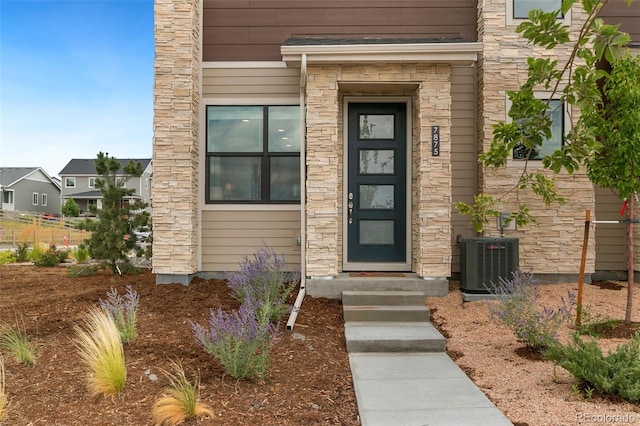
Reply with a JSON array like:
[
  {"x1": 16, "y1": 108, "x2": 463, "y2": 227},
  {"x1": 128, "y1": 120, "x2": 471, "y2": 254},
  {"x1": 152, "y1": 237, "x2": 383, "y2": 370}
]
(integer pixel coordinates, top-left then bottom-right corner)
[
  {"x1": 99, "y1": 285, "x2": 140, "y2": 344},
  {"x1": 152, "y1": 361, "x2": 214, "y2": 426},
  {"x1": 67, "y1": 265, "x2": 100, "y2": 278},
  {"x1": 116, "y1": 261, "x2": 140, "y2": 276},
  {"x1": 0, "y1": 319, "x2": 37, "y2": 366},
  {"x1": 15, "y1": 243, "x2": 29, "y2": 262},
  {"x1": 489, "y1": 270, "x2": 575, "y2": 351},
  {"x1": 545, "y1": 331, "x2": 640, "y2": 402},
  {"x1": 72, "y1": 244, "x2": 90, "y2": 263},
  {"x1": 0, "y1": 251, "x2": 16, "y2": 266},
  {"x1": 191, "y1": 298, "x2": 277, "y2": 380},
  {"x1": 28, "y1": 244, "x2": 45, "y2": 263},
  {"x1": 0, "y1": 355, "x2": 9, "y2": 423},
  {"x1": 73, "y1": 308, "x2": 126, "y2": 397},
  {"x1": 226, "y1": 246, "x2": 300, "y2": 323},
  {"x1": 33, "y1": 244, "x2": 67, "y2": 267},
  {"x1": 575, "y1": 305, "x2": 618, "y2": 337}
]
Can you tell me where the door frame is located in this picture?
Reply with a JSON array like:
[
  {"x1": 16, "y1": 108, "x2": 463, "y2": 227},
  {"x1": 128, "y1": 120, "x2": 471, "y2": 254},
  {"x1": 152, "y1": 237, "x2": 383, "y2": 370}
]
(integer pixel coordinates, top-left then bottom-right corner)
[{"x1": 342, "y1": 96, "x2": 412, "y2": 271}]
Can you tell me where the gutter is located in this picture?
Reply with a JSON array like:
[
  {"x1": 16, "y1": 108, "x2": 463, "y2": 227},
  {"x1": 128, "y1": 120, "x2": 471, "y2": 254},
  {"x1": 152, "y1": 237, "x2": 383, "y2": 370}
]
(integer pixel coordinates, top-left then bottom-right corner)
[{"x1": 286, "y1": 53, "x2": 307, "y2": 331}]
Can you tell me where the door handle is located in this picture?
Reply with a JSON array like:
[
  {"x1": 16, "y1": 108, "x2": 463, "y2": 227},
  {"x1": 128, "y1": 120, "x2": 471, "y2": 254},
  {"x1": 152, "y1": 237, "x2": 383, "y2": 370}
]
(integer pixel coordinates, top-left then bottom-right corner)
[{"x1": 348, "y1": 193, "x2": 354, "y2": 224}]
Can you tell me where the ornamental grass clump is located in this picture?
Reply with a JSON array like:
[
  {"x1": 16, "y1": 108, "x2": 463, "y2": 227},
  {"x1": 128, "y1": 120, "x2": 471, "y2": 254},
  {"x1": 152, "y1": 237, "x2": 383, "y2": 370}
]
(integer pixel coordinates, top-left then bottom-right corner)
[
  {"x1": 73, "y1": 308, "x2": 126, "y2": 397},
  {"x1": 545, "y1": 331, "x2": 640, "y2": 402},
  {"x1": 191, "y1": 297, "x2": 277, "y2": 380},
  {"x1": 152, "y1": 361, "x2": 214, "y2": 426},
  {"x1": 99, "y1": 285, "x2": 140, "y2": 344},
  {"x1": 226, "y1": 246, "x2": 300, "y2": 323},
  {"x1": 0, "y1": 319, "x2": 37, "y2": 366},
  {"x1": 489, "y1": 270, "x2": 575, "y2": 351}
]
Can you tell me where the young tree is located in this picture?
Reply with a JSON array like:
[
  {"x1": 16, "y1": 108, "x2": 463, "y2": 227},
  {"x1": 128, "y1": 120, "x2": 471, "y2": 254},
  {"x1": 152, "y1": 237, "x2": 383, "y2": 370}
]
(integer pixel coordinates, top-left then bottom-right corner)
[
  {"x1": 61, "y1": 198, "x2": 81, "y2": 217},
  {"x1": 458, "y1": 0, "x2": 638, "y2": 321},
  {"x1": 81, "y1": 152, "x2": 150, "y2": 273}
]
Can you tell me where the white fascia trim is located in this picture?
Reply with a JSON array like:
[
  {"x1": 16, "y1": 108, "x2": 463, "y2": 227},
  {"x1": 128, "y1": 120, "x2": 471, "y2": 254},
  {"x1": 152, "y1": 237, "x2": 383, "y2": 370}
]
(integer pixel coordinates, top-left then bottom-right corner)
[
  {"x1": 281, "y1": 43, "x2": 482, "y2": 65},
  {"x1": 202, "y1": 61, "x2": 288, "y2": 68}
]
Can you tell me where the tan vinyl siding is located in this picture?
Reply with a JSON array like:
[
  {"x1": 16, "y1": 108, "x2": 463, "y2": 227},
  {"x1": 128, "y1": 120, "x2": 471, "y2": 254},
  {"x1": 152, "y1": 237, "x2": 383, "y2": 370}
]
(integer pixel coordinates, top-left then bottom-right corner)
[
  {"x1": 594, "y1": 186, "x2": 627, "y2": 271},
  {"x1": 450, "y1": 65, "x2": 478, "y2": 273},
  {"x1": 201, "y1": 209, "x2": 301, "y2": 271},
  {"x1": 202, "y1": 66, "x2": 300, "y2": 100},
  {"x1": 203, "y1": 0, "x2": 477, "y2": 61}
]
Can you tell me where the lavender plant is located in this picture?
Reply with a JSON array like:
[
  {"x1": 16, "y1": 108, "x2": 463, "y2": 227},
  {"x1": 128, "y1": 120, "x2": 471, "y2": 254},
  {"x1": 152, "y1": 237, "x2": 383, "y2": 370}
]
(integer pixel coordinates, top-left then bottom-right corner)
[
  {"x1": 191, "y1": 297, "x2": 277, "y2": 380},
  {"x1": 226, "y1": 246, "x2": 300, "y2": 323},
  {"x1": 99, "y1": 285, "x2": 140, "y2": 344},
  {"x1": 489, "y1": 270, "x2": 575, "y2": 351}
]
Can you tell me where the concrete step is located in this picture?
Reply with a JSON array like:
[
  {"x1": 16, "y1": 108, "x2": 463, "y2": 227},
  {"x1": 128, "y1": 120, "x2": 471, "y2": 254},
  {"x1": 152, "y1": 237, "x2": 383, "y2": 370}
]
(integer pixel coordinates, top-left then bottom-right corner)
[
  {"x1": 342, "y1": 290, "x2": 425, "y2": 306},
  {"x1": 306, "y1": 274, "x2": 448, "y2": 299},
  {"x1": 345, "y1": 322, "x2": 446, "y2": 352},
  {"x1": 343, "y1": 304, "x2": 430, "y2": 322}
]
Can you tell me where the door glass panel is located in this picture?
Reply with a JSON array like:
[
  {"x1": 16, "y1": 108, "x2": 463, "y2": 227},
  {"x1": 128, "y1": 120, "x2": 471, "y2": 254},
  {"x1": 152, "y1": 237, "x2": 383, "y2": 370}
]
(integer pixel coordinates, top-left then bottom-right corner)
[
  {"x1": 359, "y1": 220, "x2": 394, "y2": 245},
  {"x1": 359, "y1": 149, "x2": 394, "y2": 174},
  {"x1": 359, "y1": 185, "x2": 394, "y2": 209},
  {"x1": 358, "y1": 114, "x2": 394, "y2": 139}
]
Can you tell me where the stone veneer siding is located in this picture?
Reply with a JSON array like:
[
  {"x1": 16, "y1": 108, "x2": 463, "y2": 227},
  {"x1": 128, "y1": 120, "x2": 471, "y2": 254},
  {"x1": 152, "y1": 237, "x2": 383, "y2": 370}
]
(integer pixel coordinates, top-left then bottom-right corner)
[
  {"x1": 477, "y1": 1, "x2": 598, "y2": 274},
  {"x1": 152, "y1": 0, "x2": 201, "y2": 283},
  {"x1": 304, "y1": 63, "x2": 452, "y2": 278}
]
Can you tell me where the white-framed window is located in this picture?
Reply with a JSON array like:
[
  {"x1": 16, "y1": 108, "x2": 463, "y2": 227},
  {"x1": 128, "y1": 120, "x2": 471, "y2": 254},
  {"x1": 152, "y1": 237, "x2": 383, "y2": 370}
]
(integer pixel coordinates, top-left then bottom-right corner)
[
  {"x1": 145, "y1": 178, "x2": 149, "y2": 189},
  {"x1": 205, "y1": 105, "x2": 301, "y2": 203},
  {"x1": 506, "y1": 0, "x2": 569, "y2": 26},
  {"x1": 509, "y1": 95, "x2": 568, "y2": 161},
  {"x1": 65, "y1": 177, "x2": 76, "y2": 188},
  {"x1": 89, "y1": 177, "x2": 96, "y2": 188},
  {"x1": 42, "y1": 193, "x2": 47, "y2": 206},
  {"x1": 32, "y1": 192, "x2": 39, "y2": 206},
  {"x1": 116, "y1": 177, "x2": 126, "y2": 187}
]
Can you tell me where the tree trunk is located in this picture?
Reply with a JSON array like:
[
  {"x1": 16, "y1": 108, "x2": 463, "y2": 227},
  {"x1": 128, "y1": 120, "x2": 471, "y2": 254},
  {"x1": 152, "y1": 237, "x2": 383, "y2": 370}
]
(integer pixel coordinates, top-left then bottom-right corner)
[{"x1": 626, "y1": 197, "x2": 634, "y2": 324}]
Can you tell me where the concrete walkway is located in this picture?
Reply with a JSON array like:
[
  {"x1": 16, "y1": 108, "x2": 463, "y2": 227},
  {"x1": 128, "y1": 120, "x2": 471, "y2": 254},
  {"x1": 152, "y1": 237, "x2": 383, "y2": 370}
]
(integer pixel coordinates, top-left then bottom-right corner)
[{"x1": 343, "y1": 290, "x2": 512, "y2": 426}]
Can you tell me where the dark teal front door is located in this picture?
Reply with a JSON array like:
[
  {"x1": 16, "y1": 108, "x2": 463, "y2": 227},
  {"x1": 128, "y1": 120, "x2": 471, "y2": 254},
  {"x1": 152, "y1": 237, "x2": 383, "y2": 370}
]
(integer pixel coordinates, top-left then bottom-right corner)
[{"x1": 347, "y1": 103, "x2": 407, "y2": 263}]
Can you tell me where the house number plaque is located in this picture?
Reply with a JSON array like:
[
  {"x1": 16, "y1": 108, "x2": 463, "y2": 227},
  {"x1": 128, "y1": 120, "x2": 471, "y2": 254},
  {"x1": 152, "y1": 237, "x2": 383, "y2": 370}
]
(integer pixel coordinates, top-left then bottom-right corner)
[{"x1": 432, "y1": 126, "x2": 440, "y2": 157}]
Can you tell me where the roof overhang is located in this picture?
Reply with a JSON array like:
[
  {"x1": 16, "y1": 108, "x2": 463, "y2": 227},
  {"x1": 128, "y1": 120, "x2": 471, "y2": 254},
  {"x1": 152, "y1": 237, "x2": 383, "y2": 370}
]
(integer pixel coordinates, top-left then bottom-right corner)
[{"x1": 281, "y1": 42, "x2": 482, "y2": 67}]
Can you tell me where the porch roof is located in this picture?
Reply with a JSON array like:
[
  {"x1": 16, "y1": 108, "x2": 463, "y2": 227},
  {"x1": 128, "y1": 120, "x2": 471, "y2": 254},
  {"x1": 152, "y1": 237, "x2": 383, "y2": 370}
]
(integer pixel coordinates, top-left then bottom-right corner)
[{"x1": 281, "y1": 37, "x2": 482, "y2": 66}]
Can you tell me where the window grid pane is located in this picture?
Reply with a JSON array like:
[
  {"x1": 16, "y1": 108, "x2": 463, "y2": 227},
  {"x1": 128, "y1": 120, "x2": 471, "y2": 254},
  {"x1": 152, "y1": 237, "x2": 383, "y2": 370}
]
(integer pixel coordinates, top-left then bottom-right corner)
[
  {"x1": 513, "y1": 99, "x2": 563, "y2": 160},
  {"x1": 207, "y1": 106, "x2": 264, "y2": 153}
]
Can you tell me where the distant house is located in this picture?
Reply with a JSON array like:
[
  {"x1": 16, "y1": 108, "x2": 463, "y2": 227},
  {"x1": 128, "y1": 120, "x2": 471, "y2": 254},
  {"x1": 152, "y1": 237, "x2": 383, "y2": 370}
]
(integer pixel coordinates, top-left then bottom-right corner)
[
  {"x1": 59, "y1": 159, "x2": 152, "y2": 215},
  {"x1": 0, "y1": 167, "x2": 61, "y2": 214}
]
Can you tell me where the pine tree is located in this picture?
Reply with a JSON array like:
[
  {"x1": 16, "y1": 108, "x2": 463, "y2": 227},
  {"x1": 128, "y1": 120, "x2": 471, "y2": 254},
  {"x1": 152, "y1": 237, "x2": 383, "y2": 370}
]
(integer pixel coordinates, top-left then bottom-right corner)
[{"x1": 82, "y1": 152, "x2": 150, "y2": 273}]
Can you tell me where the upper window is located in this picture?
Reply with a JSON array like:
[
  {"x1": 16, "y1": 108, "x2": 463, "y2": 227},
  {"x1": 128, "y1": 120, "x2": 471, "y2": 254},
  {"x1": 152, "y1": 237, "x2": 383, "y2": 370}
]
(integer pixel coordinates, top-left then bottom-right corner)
[
  {"x1": 89, "y1": 177, "x2": 96, "y2": 188},
  {"x1": 65, "y1": 177, "x2": 76, "y2": 188},
  {"x1": 507, "y1": 0, "x2": 567, "y2": 25},
  {"x1": 206, "y1": 106, "x2": 300, "y2": 203},
  {"x1": 513, "y1": 0, "x2": 562, "y2": 19},
  {"x1": 42, "y1": 193, "x2": 48, "y2": 206},
  {"x1": 32, "y1": 192, "x2": 39, "y2": 206},
  {"x1": 513, "y1": 99, "x2": 564, "y2": 160}
]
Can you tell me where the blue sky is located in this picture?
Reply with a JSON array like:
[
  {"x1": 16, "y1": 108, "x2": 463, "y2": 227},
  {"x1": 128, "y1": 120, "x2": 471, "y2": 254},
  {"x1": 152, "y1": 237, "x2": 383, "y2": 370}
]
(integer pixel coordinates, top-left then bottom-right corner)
[{"x1": 0, "y1": 0, "x2": 154, "y2": 178}]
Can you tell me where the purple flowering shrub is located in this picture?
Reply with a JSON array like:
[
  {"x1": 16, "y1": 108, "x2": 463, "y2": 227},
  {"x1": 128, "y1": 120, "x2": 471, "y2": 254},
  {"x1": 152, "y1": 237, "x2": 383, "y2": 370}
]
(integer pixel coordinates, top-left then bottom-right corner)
[
  {"x1": 489, "y1": 270, "x2": 575, "y2": 351},
  {"x1": 99, "y1": 285, "x2": 140, "y2": 344},
  {"x1": 226, "y1": 246, "x2": 301, "y2": 323},
  {"x1": 191, "y1": 297, "x2": 278, "y2": 380}
]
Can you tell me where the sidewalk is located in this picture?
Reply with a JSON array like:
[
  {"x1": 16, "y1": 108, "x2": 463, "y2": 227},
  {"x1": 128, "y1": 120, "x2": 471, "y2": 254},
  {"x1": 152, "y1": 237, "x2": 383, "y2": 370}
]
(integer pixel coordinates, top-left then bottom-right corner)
[{"x1": 348, "y1": 352, "x2": 513, "y2": 426}]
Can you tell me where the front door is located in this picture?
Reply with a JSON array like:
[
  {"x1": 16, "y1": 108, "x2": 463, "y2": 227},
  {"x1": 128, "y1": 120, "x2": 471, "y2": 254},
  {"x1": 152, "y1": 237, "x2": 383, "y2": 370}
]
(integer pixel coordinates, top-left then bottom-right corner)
[{"x1": 347, "y1": 102, "x2": 407, "y2": 263}]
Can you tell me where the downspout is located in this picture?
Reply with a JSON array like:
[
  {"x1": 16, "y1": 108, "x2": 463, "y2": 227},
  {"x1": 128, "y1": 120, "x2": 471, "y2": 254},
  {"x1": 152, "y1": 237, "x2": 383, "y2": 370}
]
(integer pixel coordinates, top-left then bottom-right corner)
[{"x1": 286, "y1": 53, "x2": 307, "y2": 331}]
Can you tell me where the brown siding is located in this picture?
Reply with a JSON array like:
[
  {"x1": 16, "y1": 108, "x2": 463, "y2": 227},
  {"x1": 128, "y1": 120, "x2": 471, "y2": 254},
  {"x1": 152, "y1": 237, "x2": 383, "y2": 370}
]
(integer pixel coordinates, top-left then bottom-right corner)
[
  {"x1": 599, "y1": 0, "x2": 640, "y2": 42},
  {"x1": 201, "y1": 210, "x2": 301, "y2": 271},
  {"x1": 450, "y1": 65, "x2": 478, "y2": 273},
  {"x1": 203, "y1": 0, "x2": 477, "y2": 61},
  {"x1": 594, "y1": 186, "x2": 627, "y2": 271}
]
